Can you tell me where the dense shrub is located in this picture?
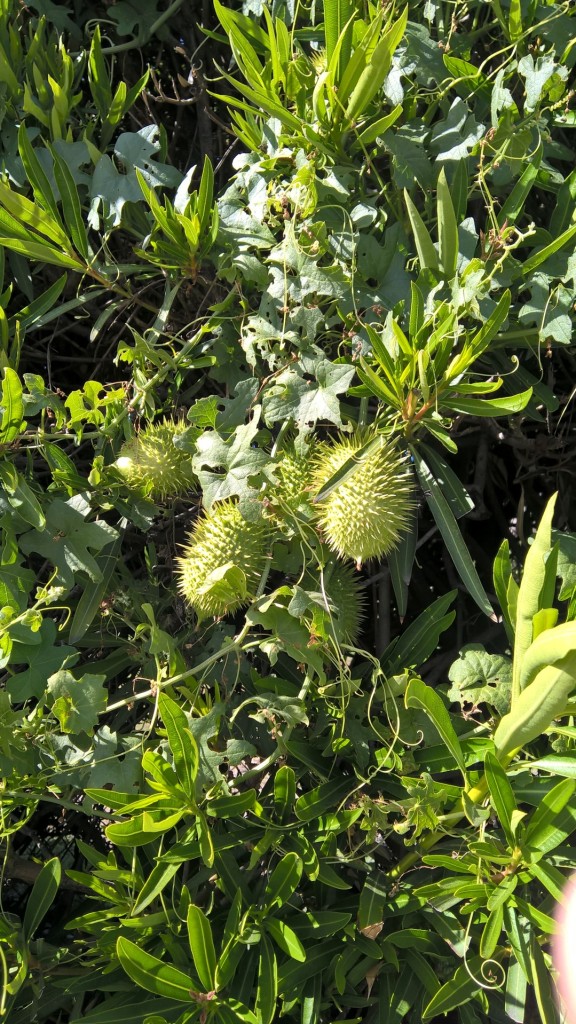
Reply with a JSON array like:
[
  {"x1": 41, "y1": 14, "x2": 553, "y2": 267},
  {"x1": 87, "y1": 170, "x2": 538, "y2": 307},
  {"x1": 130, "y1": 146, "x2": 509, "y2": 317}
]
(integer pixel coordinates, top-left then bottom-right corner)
[{"x1": 0, "y1": 1, "x2": 575, "y2": 1022}]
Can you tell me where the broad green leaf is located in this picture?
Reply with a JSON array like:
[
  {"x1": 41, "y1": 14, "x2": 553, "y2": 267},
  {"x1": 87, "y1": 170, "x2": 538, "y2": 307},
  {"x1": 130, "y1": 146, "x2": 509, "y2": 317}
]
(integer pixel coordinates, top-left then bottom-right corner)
[
  {"x1": 116, "y1": 937, "x2": 196, "y2": 1002},
  {"x1": 256, "y1": 934, "x2": 277, "y2": 1024},
  {"x1": 411, "y1": 447, "x2": 493, "y2": 615},
  {"x1": 527, "y1": 754, "x2": 576, "y2": 778},
  {"x1": 504, "y1": 906, "x2": 533, "y2": 984},
  {"x1": 265, "y1": 918, "x2": 306, "y2": 962},
  {"x1": 447, "y1": 645, "x2": 512, "y2": 717},
  {"x1": 337, "y1": 13, "x2": 383, "y2": 106},
  {"x1": 0, "y1": 463, "x2": 44, "y2": 529},
  {"x1": 484, "y1": 751, "x2": 516, "y2": 846},
  {"x1": 528, "y1": 860, "x2": 565, "y2": 902},
  {"x1": 106, "y1": 811, "x2": 183, "y2": 847},
  {"x1": 207, "y1": 791, "x2": 257, "y2": 817},
  {"x1": 494, "y1": 659, "x2": 576, "y2": 758},
  {"x1": 323, "y1": 0, "x2": 353, "y2": 82},
  {"x1": 23, "y1": 857, "x2": 61, "y2": 940},
  {"x1": 159, "y1": 693, "x2": 198, "y2": 801},
  {"x1": 187, "y1": 904, "x2": 217, "y2": 992},
  {"x1": 263, "y1": 851, "x2": 302, "y2": 909},
  {"x1": 405, "y1": 677, "x2": 466, "y2": 775},
  {"x1": 513, "y1": 494, "x2": 556, "y2": 701},
  {"x1": 353, "y1": 104, "x2": 402, "y2": 147},
  {"x1": 47, "y1": 670, "x2": 107, "y2": 735},
  {"x1": 437, "y1": 167, "x2": 458, "y2": 279},
  {"x1": 508, "y1": 0, "x2": 522, "y2": 40},
  {"x1": 0, "y1": 367, "x2": 24, "y2": 443},
  {"x1": 519, "y1": 620, "x2": 576, "y2": 690},
  {"x1": 274, "y1": 765, "x2": 295, "y2": 822}
]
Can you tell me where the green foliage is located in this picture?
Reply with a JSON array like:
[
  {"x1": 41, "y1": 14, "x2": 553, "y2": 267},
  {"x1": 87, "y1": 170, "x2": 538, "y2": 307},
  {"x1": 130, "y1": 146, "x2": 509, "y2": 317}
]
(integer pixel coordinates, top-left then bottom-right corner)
[{"x1": 0, "y1": 0, "x2": 575, "y2": 1022}]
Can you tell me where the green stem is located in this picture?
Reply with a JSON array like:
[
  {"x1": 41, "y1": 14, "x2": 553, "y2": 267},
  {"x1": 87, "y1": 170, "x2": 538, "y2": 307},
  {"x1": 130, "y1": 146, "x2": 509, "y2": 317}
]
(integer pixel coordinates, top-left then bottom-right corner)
[
  {"x1": 91, "y1": 0, "x2": 185, "y2": 56},
  {"x1": 103, "y1": 623, "x2": 251, "y2": 713},
  {"x1": 237, "y1": 671, "x2": 314, "y2": 782}
]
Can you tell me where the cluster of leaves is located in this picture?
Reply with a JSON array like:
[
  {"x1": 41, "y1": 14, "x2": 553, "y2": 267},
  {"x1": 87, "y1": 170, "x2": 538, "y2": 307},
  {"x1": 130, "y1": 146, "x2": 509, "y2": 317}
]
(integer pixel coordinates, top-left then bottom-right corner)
[{"x1": 0, "y1": 0, "x2": 576, "y2": 1022}]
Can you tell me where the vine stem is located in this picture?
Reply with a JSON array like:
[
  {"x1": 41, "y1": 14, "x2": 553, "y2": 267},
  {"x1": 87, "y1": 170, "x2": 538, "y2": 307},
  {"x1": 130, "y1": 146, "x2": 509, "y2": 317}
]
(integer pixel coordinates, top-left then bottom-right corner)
[
  {"x1": 387, "y1": 752, "x2": 518, "y2": 879},
  {"x1": 235, "y1": 671, "x2": 314, "y2": 783},
  {"x1": 103, "y1": 622, "x2": 251, "y2": 714}
]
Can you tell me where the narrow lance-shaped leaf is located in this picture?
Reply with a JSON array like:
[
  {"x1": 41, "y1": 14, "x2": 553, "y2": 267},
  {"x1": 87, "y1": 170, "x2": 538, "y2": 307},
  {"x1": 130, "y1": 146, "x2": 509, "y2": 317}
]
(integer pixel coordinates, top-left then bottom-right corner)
[
  {"x1": 256, "y1": 934, "x2": 278, "y2": 1024},
  {"x1": 49, "y1": 143, "x2": 89, "y2": 260},
  {"x1": 411, "y1": 446, "x2": 493, "y2": 616},
  {"x1": 388, "y1": 524, "x2": 417, "y2": 621},
  {"x1": 405, "y1": 677, "x2": 466, "y2": 776},
  {"x1": 0, "y1": 236, "x2": 85, "y2": 271},
  {"x1": 263, "y1": 851, "x2": 302, "y2": 909},
  {"x1": 437, "y1": 167, "x2": 458, "y2": 279},
  {"x1": 404, "y1": 190, "x2": 438, "y2": 270},
  {"x1": 159, "y1": 693, "x2": 198, "y2": 801},
  {"x1": 187, "y1": 904, "x2": 217, "y2": 992},
  {"x1": 344, "y1": 8, "x2": 408, "y2": 124},
  {"x1": 0, "y1": 179, "x2": 71, "y2": 249},
  {"x1": 512, "y1": 493, "x2": 556, "y2": 702},
  {"x1": 498, "y1": 143, "x2": 542, "y2": 226},
  {"x1": 0, "y1": 366, "x2": 24, "y2": 443},
  {"x1": 17, "y1": 123, "x2": 62, "y2": 224},
  {"x1": 445, "y1": 290, "x2": 510, "y2": 380},
  {"x1": 22, "y1": 857, "x2": 61, "y2": 941},
  {"x1": 380, "y1": 589, "x2": 456, "y2": 674},
  {"x1": 442, "y1": 388, "x2": 533, "y2": 417},
  {"x1": 493, "y1": 539, "x2": 518, "y2": 643},
  {"x1": 323, "y1": 0, "x2": 353, "y2": 83},
  {"x1": 484, "y1": 751, "x2": 516, "y2": 847}
]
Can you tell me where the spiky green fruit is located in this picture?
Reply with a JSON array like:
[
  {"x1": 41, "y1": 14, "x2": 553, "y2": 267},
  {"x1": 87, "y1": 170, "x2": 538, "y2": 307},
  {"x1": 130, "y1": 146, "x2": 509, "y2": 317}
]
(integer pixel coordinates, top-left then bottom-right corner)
[
  {"x1": 115, "y1": 418, "x2": 196, "y2": 500},
  {"x1": 270, "y1": 445, "x2": 315, "y2": 513},
  {"x1": 312, "y1": 433, "x2": 414, "y2": 566},
  {"x1": 304, "y1": 563, "x2": 365, "y2": 645},
  {"x1": 176, "y1": 501, "x2": 268, "y2": 620}
]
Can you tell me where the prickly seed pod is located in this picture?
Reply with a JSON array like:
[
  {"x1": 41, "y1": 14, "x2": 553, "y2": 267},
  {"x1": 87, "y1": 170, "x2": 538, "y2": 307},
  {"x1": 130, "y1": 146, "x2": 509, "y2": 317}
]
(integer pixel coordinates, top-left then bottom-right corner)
[
  {"x1": 304, "y1": 563, "x2": 365, "y2": 645},
  {"x1": 115, "y1": 418, "x2": 196, "y2": 500},
  {"x1": 312, "y1": 432, "x2": 414, "y2": 567},
  {"x1": 176, "y1": 501, "x2": 268, "y2": 620},
  {"x1": 270, "y1": 445, "x2": 315, "y2": 512}
]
